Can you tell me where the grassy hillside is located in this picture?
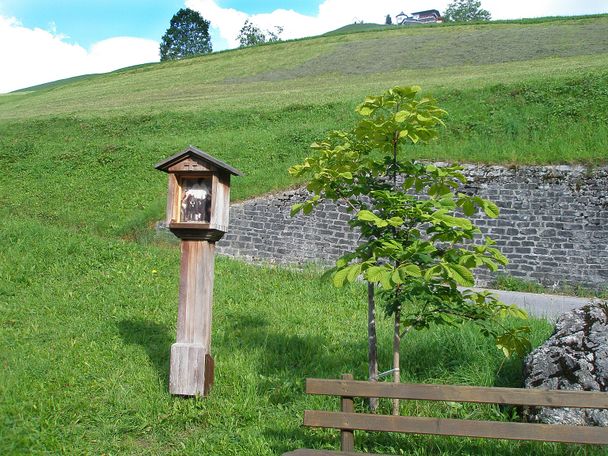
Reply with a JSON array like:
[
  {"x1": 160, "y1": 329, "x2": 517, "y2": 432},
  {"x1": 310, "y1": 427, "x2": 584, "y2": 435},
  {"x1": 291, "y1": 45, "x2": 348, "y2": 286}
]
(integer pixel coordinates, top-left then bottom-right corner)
[
  {"x1": 1, "y1": 15, "x2": 608, "y2": 455},
  {"x1": 2, "y1": 15, "x2": 607, "y2": 119}
]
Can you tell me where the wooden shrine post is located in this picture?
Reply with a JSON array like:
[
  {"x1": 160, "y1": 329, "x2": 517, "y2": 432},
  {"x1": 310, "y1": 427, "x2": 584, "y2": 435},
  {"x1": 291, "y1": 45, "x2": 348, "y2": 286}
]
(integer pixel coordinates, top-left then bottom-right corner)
[{"x1": 156, "y1": 145, "x2": 242, "y2": 396}]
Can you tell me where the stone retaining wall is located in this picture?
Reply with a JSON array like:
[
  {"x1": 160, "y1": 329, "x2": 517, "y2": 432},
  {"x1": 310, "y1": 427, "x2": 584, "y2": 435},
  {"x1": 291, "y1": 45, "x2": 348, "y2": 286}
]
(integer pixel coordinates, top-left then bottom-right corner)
[{"x1": 216, "y1": 165, "x2": 608, "y2": 289}]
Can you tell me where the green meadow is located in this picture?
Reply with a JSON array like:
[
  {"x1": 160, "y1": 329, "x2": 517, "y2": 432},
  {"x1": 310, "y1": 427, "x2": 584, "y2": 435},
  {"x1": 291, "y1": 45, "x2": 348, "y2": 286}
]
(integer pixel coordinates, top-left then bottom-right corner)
[{"x1": 1, "y1": 15, "x2": 607, "y2": 455}]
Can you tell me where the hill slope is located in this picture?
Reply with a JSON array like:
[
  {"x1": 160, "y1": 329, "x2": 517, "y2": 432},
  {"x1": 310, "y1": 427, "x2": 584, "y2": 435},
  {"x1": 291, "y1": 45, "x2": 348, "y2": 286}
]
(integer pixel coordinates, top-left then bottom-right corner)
[{"x1": 1, "y1": 15, "x2": 607, "y2": 119}]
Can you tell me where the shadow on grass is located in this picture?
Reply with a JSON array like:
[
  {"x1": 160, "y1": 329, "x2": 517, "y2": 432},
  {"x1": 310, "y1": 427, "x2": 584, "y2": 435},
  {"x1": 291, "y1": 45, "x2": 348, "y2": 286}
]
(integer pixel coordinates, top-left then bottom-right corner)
[
  {"x1": 218, "y1": 312, "x2": 365, "y2": 381},
  {"x1": 118, "y1": 319, "x2": 173, "y2": 389}
]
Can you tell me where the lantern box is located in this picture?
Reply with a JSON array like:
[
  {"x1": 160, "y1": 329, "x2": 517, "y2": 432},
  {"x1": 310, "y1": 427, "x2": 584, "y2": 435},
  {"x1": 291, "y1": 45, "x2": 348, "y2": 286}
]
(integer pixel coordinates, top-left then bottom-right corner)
[{"x1": 155, "y1": 146, "x2": 243, "y2": 241}]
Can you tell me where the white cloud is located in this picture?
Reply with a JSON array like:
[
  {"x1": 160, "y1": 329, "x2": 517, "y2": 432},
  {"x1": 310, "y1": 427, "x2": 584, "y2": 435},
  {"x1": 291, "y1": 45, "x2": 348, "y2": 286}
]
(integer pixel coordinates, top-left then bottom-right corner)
[
  {"x1": 0, "y1": 16, "x2": 159, "y2": 93},
  {"x1": 483, "y1": 0, "x2": 607, "y2": 20},
  {"x1": 186, "y1": 0, "x2": 608, "y2": 50},
  {"x1": 186, "y1": 0, "x2": 425, "y2": 48}
]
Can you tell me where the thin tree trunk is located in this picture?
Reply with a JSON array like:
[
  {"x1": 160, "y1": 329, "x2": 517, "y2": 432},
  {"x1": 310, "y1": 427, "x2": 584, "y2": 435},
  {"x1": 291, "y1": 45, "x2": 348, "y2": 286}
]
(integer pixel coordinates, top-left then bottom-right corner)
[
  {"x1": 367, "y1": 282, "x2": 379, "y2": 412},
  {"x1": 392, "y1": 304, "x2": 401, "y2": 415}
]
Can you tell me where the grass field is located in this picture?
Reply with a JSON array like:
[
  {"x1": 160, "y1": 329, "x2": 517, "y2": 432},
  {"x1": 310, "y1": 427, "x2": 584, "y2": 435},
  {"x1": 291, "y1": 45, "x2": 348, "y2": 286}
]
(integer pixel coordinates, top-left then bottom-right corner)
[
  {"x1": 1, "y1": 14, "x2": 608, "y2": 455},
  {"x1": 4, "y1": 217, "x2": 599, "y2": 455}
]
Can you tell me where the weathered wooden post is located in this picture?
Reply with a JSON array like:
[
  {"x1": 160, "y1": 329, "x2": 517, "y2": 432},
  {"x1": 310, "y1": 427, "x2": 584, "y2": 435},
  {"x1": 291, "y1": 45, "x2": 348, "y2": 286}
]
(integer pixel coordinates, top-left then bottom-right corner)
[{"x1": 156, "y1": 145, "x2": 242, "y2": 396}]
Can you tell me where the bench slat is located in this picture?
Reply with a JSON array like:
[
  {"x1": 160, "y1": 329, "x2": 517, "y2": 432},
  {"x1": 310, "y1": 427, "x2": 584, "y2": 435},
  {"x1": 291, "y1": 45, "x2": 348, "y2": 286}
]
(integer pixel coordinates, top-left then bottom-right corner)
[
  {"x1": 306, "y1": 379, "x2": 608, "y2": 409},
  {"x1": 304, "y1": 411, "x2": 608, "y2": 445}
]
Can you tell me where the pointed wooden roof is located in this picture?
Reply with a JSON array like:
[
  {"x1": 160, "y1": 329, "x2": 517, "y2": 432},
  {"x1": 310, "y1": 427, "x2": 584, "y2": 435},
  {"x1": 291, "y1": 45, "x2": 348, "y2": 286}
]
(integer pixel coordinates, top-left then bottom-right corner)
[{"x1": 155, "y1": 145, "x2": 243, "y2": 176}]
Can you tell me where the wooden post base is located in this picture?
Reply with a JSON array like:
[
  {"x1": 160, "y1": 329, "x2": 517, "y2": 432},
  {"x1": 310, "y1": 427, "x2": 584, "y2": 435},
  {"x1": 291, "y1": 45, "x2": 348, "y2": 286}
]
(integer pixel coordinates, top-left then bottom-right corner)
[{"x1": 169, "y1": 343, "x2": 214, "y2": 396}]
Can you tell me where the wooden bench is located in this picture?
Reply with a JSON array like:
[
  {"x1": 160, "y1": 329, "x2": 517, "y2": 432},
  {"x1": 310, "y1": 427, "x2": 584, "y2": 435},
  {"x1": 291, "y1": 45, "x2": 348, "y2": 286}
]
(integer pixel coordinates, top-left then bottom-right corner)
[{"x1": 283, "y1": 374, "x2": 608, "y2": 455}]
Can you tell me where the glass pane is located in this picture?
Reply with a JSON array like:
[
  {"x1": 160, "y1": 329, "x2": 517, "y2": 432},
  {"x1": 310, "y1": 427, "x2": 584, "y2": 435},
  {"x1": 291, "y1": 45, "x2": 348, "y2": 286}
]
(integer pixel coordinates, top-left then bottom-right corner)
[{"x1": 180, "y1": 177, "x2": 212, "y2": 223}]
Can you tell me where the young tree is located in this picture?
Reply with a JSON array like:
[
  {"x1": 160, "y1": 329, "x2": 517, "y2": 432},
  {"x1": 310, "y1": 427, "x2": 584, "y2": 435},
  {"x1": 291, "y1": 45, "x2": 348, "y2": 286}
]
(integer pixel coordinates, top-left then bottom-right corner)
[
  {"x1": 443, "y1": 0, "x2": 491, "y2": 22},
  {"x1": 266, "y1": 26, "x2": 284, "y2": 43},
  {"x1": 238, "y1": 20, "x2": 266, "y2": 47},
  {"x1": 385, "y1": 14, "x2": 393, "y2": 25},
  {"x1": 160, "y1": 8, "x2": 212, "y2": 61},
  {"x1": 290, "y1": 86, "x2": 530, "y2": 414}
]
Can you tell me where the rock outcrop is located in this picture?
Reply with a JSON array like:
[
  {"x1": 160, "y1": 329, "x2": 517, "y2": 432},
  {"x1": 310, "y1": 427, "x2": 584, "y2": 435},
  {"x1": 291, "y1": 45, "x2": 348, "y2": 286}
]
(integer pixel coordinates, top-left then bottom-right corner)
[{"x1": 523, "y1": 301, "x2": 608, "y2": 426}]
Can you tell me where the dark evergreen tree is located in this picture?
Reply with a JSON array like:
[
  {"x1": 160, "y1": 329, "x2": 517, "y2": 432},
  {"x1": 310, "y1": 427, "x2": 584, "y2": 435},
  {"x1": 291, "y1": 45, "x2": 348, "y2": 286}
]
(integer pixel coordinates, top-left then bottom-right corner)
[
  {"x1": 385, "y1": 14, "x2": 393, "y2": 25},
  {"x1": 160, "y1": 8, "x2": 212, "y2": 61}
]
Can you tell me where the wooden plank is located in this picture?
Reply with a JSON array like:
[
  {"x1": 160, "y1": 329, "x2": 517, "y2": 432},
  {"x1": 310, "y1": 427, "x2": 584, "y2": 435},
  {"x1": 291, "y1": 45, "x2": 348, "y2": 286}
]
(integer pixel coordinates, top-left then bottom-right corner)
[
  {"x1": 170, "y1": 240, "x2": 216, "y2": 396},
  {"x1": 306, "y1": 379, "x2": 608, "y2": 409},
  {"x1": 304, "y1": 411, "x2": 608, "y2": 445},
  {"x1": 166, "y1": 173, "x2": 179, "y2": 223},
  {"x1": 340, "y1": 374, "x2": 354, "y2": 452}
]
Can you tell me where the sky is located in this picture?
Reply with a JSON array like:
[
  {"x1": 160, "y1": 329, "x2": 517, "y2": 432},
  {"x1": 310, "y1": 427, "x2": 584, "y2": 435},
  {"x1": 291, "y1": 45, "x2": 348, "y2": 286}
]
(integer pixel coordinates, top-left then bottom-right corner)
[{"x1": 0, "y1": 1, "x2": 606, "y2": 93}]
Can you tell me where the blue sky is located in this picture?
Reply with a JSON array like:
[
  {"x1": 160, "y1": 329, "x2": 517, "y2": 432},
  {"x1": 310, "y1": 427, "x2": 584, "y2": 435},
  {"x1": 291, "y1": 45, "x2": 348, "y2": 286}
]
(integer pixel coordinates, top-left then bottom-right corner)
[
  {"x1": 0, "y1": 0, "x2": 324, "y2": 52},
  {"x1": 1, "y1": 1, "x2": 186, "y2": 47},
  {"x1": 0, "y1": 0, "x2": 606, "y2": 93}
]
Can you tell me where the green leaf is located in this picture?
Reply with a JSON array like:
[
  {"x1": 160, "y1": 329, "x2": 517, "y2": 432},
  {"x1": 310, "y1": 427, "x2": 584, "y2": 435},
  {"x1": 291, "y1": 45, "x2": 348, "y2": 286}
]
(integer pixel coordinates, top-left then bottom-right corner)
[
  {"x1": 335, "y1": 257, "x2": 348, "y2": 268},
  {"x1": 356, "y1": 105, "x2": 374, "y2": 116},
  {"x1": 432, "y1": 211, "x2": 473, "y2": 230},
  {"x1": 402, "y1": 177, "x2": 415, "y2": 190},
  {"x1": 479, "y1": 257, "x2": 499, "y2": 272},
  {"x1": 399, "y1": 264, "x2": 422, "y2": 278},
  {"x1": 445, "y1": 264, "x2": 475, "y2": 287},
  {"x1": 462, "y1": 199, "x2": 476, "y2": 216},
  {"x1": 302, "y1": 202, "x2": 314, "y2": 215},
  {"x1": 290, "y1": 203, "x2": 304, "y2": 217},
  {"x1": 393, "y1": 85, "x2": 421, "y2": 97},
  {"x1": 424, "y1": 265, "x2": 442, "y2": 281},
  {"x1": 332, "y1": 267, "x2": 350, "y2": 287},
  {"x1": 365, "y1": 266, "x2": 385, "y2": 282},
  {"x1": 488, "y1": 247, "x2": 509, "y2": 265},
  {"x1": 391, "y1": 269, "x2": 404, "y2": 284},
  {"x1": 496, "y1": 327, "x2": 532, "y2": 358},
  {"x1": 388, "y1": 216, "x2": 404, "y2": 227},
  {"x1": 357, "y1": 210, "x2": 378, "y2": 222},
  {"x1": 394, "y1": 110, "x2": 411, "y2": 122},
  {"x1": 346, "y1": 263, "x2": 362, "y2": 283},
  {"x1": 379, "y1": 271, "x2": 392, "y2": 290},
  {"x1": 357, "y1": 210, "x2": 388, "y2": 227},
  {"x1": 482, "y1": 201, "x2": 500, "y2": 218},
  {"x1": 459, "y1": 254, "x2": 478, "y2": 268},
  {"x1": 501, "y1": 304, "x2": 528, "y2": 320}
]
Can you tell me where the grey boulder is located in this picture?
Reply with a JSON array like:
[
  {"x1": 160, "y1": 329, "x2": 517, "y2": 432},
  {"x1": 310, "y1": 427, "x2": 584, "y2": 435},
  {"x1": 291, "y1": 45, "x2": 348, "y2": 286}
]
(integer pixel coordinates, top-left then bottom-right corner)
[{"x1": 523, "y1": 301, "x2": 608, "y2": 426}]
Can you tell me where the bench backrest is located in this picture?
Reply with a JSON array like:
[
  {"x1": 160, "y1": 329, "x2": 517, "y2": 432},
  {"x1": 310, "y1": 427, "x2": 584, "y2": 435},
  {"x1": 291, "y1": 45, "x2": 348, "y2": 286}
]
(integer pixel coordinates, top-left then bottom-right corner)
[{"x1": 304, "y1": 376, "x2": 608, "y2": 450}]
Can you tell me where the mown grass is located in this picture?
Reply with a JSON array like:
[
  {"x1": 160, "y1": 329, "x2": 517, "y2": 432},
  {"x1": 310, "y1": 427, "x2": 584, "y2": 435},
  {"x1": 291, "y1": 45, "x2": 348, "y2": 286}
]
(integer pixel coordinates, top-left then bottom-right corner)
[
  {"x1": 1, "y1": 15, "x2": 607, "y2": 119},
  {"x1": 3, "y1": 217, "x2": 604, "y2": 455}
]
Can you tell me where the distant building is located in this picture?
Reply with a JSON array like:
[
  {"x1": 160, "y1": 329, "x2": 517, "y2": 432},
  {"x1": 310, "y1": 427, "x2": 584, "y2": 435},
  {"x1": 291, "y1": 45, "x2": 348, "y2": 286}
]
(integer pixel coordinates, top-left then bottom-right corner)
[{"x1": 396, "y1": 9, "x2": 442, "y2": 25}]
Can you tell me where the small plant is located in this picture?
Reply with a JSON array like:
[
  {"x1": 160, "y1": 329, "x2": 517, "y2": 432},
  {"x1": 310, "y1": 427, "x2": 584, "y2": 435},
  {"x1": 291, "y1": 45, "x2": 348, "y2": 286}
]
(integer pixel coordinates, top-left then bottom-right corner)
[{"x1": 290, "y1": 86, "x2": 530, "y2": 410}]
